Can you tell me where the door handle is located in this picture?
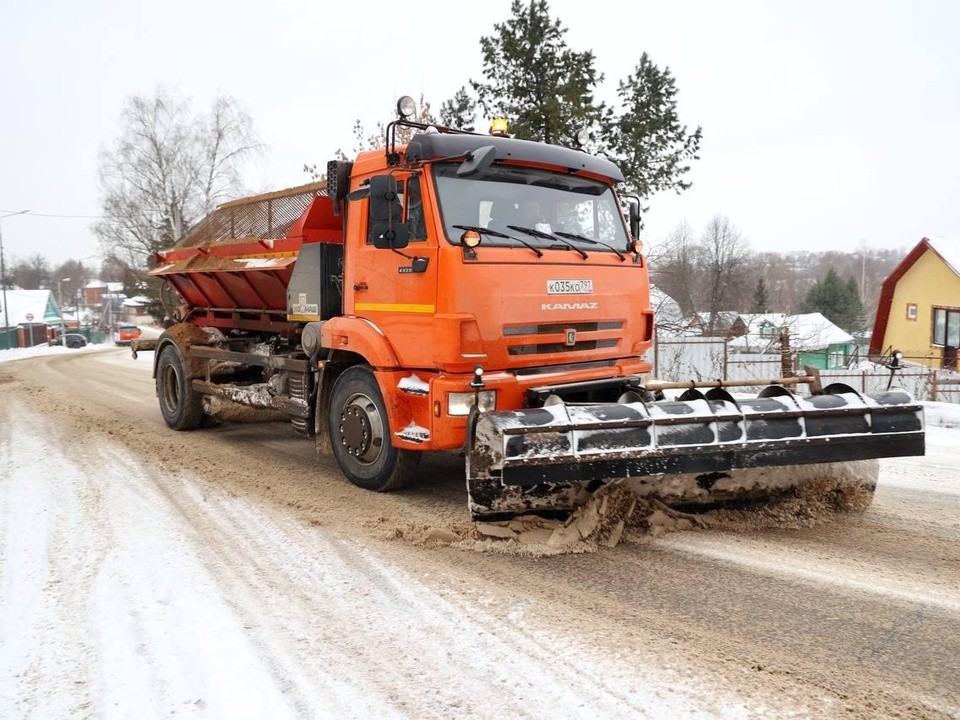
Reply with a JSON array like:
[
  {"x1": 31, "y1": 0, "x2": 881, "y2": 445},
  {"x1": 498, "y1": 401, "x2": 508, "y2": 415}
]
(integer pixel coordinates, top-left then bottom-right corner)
[{"x1": 353, "y1": 282, "x2": 368, "y2": 291}]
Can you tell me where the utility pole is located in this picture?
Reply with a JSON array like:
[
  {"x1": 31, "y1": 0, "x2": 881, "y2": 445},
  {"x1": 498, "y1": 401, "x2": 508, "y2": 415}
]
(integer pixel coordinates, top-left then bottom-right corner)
[
  {"x1": 58, "y1": 277, "x2": 71, "y2": 347},
  {"x1": 0, "y1": 210, "x2": 30, "y2": 349}
]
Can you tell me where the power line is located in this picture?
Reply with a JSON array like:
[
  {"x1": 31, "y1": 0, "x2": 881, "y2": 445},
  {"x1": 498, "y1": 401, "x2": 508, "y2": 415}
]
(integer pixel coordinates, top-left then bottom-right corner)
[{"x1": 0, "y1": 208, "x2": 106, "y2": 220}]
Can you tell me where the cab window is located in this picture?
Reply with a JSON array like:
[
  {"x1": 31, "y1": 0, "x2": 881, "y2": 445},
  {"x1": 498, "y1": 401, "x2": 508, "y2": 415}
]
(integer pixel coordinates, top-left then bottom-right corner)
[{"x1": 366, "y1": 175, "x2": 426, "y2": 244}]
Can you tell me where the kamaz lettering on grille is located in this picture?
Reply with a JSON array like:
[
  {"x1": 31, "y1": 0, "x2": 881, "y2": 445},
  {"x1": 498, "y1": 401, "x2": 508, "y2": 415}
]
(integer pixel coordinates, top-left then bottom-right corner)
[{"x1": 541, "y1": 302, "x2": 599, "y2": 311}]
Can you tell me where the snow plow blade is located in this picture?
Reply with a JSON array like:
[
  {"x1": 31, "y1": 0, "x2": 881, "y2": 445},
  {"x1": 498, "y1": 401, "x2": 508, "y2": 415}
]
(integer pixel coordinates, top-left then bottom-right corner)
[{"x1": 465, "y1": 384, "x2": 924, "y2": 520}]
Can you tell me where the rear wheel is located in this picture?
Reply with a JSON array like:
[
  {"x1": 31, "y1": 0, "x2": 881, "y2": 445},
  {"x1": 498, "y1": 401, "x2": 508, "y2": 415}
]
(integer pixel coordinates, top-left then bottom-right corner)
[
  {"x1": 156, "y1": 344, "x2": 203, "y2": 430},
  {"x1": 328, "y1": 365, "x2": 420, "y2": 491}
]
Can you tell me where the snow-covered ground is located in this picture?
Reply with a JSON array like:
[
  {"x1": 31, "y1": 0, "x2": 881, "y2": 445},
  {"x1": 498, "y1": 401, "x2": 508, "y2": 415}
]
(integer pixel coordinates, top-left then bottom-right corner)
[
  {"x1": 2, "y1": 348, "x2": 959, "y2": 718},
  {"x1": 0, "y1": 324, "x2": 161, "y2": 366},
  {"x1": 0, "y1": 342, "x2": 109, "y2": 364},
  {"x1": 0, "y1": 396, "x2": 783, "y2": 719}
]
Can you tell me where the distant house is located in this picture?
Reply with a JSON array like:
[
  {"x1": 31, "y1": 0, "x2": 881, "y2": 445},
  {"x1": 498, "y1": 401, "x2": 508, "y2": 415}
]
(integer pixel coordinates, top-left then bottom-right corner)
[
  {"x1": 870, "y1": 237, "x2": 960, "y2": 369},
  {"x1": 729, "y1": 312, "x2": 855, "y2": 370},
  {"x1": 82, "y1": 280, "x2": 108, "y2": 306},
  {"x1": 650, "y1": 285, "x2": 684, "y2": 336},
  {"x1": 685, "y1": 310, "x2": 740, "y2": 337},
  {"x1": 122, "y1": 296, "x2": 151, "y2": 324},
  {"x1": 0, "y1": 288, "x2": 63, "y2": 348}
]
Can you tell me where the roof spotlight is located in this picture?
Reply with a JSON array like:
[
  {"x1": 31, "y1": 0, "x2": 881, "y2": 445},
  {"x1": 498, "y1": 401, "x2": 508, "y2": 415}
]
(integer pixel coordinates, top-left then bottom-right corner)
[
  {"x1": 397, "y1": 95, "x2": 417, "y2": 119},
  {"x1": 574, "y1": 128, "x2": 591, "y2": 148}
]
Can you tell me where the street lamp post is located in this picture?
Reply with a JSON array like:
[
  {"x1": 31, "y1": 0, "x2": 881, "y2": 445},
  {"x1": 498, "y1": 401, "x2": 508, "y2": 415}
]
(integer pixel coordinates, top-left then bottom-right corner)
[
  {"x1": 0, "y1": 209, "x2": 30, "y2": 350},
  {"x1": 58, "y1": 277, "x2": 71, "y2": 347}
]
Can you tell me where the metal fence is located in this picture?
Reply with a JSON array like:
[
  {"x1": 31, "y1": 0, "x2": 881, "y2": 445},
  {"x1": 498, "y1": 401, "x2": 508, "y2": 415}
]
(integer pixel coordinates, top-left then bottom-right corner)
[
  {"x1": 817, "y1": 368, "x2": 934, "y2": 400},
  {"x1": 651, "y1": 334, "x2": 960, "y2": 403},
  {"x1": 652, "y1": 336, "x2": 725, "y2": 382}
]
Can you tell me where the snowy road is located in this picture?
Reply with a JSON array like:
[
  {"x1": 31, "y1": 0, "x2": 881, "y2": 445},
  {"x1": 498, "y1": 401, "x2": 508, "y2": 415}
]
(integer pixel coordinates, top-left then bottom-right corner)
[{"x1": 1, "y1": 348, "x2": 959, "y2": 719}]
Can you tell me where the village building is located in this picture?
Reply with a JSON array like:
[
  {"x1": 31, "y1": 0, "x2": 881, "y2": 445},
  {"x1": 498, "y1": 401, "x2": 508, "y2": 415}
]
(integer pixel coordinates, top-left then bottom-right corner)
[
  {"x1": 870, "y1": 237, "x2": 960, "y2": 369},
  {"x1": 729, "y1": 312, "x2": 855, "y2": 370}
]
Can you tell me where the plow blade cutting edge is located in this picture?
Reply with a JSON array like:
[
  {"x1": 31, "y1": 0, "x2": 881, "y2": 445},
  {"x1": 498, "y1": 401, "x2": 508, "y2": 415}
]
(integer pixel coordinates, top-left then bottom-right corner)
[{"x1": 465, "y1": 384, "x2": 925, "y2": 520}]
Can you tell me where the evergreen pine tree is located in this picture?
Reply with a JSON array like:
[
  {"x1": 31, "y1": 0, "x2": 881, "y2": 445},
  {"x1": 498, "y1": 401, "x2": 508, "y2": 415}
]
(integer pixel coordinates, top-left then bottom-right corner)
[
  {"x1": 440, "y1": 87, "x2": 477, "y2": 129},
  {"x1": 470, "y1": 0, "x2": 605, "y2": 145},
  {"x1": 751, "y1": 277, "x2": 770, "y2": 313},
  {"x1": 802, "y1": 269, "x2": 855, "y2": 330},
  {"x1": 609, "y1": 53, "x2": 703, "y2": 202}
]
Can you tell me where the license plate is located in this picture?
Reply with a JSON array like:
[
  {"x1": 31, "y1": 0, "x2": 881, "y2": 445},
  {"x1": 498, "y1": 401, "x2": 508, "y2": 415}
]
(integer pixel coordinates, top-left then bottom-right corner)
[{"x1": 547, "y1": 279, "x2": 594, "y2": 295}]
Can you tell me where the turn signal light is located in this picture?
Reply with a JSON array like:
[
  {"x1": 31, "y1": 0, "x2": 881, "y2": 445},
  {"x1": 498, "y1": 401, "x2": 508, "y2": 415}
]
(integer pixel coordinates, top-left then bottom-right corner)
[{"x1": 461, "y1": 230, "x2": 481, "y2": 248}]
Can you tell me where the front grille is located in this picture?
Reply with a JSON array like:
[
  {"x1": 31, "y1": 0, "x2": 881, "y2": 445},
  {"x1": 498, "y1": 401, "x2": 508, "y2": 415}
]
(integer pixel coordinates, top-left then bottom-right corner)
[
  {"x1": 508, "y1": 339, "x2": 618, "y2": 355},
  {"x1": 503, "y1": 320, "x2": 622, "y2": 336},
  {"x1": 504, "y1": 319, "x2": 622, "y2": 357}
]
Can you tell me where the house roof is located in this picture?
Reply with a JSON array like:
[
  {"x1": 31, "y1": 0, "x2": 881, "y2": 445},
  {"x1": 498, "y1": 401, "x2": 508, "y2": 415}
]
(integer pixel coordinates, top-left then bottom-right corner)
[
  {"x1": 0, "y1": 289, "x2": 61, "y2": 328},
  {"x1": 650, "y1": 285, "x2": 684, "y2": 330},
  {"x1": 686, "y1": 310, "x2": 740, "y2": 333},
  {"x1": 869, "y1": 237, "x2": 960, "y2": 355},
  {"x1": 729, "y1": 312, "x2": 853, "y2": 352},
  {"x1": 926, "y1": 237, "x2": 960, "y2": 275}
]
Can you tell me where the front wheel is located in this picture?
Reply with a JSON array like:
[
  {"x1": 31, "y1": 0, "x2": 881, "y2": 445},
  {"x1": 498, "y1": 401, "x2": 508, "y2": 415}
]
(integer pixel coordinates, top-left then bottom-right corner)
[
  {"x1": 156, "y1": 344, "x2": 203, "y2": 430},
  {"x1": 328, "y1": 365, "x2": 420, "y2": 491}
]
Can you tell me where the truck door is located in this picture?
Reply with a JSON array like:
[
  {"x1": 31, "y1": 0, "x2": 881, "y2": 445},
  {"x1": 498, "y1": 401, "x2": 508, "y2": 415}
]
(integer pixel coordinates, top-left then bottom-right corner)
[{"x1": 348, "y1": 173, "x2": 438, "y2": 368}]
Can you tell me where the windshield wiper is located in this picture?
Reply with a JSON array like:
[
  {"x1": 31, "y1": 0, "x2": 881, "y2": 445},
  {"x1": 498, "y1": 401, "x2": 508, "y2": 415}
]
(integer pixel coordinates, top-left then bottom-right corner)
[
  {"x1": 452, "y1": 224, "x2": 543, "y2": 258},
  {"x1": 508, "y1": 225, "x2": 589, "y2": 259},
  {"x1": 553, "y1": 231, "x2": 626, "y2": 261}
]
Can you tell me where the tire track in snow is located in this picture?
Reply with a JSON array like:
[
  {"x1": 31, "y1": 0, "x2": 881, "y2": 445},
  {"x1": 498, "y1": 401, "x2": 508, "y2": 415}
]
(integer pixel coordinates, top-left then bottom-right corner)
[{"x1": 124, "y1": 454, "x2": 719, "y2": 719}]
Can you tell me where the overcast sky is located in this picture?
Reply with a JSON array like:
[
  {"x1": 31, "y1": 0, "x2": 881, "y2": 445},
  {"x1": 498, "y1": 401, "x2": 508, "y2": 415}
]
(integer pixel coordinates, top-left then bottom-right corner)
[{"x1": 1, "y1": 0, "x2": 958, "y2": 268}]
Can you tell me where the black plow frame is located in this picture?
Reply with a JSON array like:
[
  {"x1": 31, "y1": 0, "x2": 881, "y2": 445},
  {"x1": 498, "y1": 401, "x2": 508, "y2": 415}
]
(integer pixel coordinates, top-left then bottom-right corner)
[{"x1": 465, "y1": 383, "x2": 925, "y2": 520}]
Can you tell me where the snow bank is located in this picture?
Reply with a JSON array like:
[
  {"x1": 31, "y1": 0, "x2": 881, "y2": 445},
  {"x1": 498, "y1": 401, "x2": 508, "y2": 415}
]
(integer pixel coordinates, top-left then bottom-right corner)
[{"x1": 922, "y1": 401, "x2": 960, "y2": 429}]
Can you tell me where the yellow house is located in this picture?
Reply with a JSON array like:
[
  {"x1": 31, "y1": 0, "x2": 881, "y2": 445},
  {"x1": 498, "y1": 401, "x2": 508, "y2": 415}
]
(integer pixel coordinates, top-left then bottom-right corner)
[{"x1": 870, "y1": 238, "x2": 960, "y2": 368}]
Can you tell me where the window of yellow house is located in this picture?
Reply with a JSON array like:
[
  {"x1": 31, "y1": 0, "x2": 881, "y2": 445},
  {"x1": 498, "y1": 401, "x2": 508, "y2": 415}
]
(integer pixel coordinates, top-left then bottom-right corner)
[
  {"x1": 933, "y1": 307, "x2": 960, "y2": 347},
  {"x1": 906, "y1": 303, "x2": 917, "y2": 320}
]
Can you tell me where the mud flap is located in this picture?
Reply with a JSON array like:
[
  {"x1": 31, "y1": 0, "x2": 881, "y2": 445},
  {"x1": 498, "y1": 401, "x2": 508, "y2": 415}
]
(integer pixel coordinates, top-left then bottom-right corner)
[{"x1": 465, "y1": 385, "x2": 924, "y2": 520}]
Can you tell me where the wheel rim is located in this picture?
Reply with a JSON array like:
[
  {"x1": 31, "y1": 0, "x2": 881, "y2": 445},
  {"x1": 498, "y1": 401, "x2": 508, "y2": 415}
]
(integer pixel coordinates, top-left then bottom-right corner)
[
  {"x1": 339, "y1": 392, "x2": 384, "y2": 465},
  {"x1": 160, "y1": 362, "x2": 181, "y2": 414}
]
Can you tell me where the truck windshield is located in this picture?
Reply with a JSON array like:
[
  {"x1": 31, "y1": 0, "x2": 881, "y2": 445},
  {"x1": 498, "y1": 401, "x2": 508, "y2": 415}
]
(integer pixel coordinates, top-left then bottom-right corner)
[{"x1": 432, "y1": 163, "x2": 629, "y2": 254}]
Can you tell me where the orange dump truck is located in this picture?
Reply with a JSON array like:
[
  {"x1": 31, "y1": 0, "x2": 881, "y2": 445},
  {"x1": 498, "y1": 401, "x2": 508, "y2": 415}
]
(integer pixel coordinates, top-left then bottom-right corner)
[{"x1": 137, "y1": 99, "x2": 924, "y2": 519}]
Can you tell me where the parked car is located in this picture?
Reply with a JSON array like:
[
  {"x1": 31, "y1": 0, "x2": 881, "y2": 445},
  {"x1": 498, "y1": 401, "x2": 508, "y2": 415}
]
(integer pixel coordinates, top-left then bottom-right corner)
[
  {"x1": 115, "y1": 325, "x2": 141, "y2": 346},
  {"x1": 49, "y1": 333, "x2": 88, "y2": 349}
]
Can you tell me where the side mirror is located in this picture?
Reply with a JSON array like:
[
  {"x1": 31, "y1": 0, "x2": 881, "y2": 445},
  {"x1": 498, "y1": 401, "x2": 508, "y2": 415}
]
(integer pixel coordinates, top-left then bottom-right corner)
[
  {"x1": 628, "y1": 198, "x2": 641, "y2": 242},
  {"x1": 369, "y1": 175, "x2": 410, "y2": 249},
  {"x1": 457, "y1": 145, "x2": 496, "y2": 177}
]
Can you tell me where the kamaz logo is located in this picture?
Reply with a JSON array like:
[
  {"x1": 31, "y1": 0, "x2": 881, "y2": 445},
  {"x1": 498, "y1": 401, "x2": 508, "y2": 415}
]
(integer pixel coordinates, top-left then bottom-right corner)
[{"x1": 541, "y1": 302, "x2": 599, "y2": 311}]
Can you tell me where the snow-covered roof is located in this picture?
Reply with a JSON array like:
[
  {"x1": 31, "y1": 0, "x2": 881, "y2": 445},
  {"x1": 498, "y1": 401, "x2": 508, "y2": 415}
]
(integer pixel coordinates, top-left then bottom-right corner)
[
  {"x1": 0, "y1": 289, "x2": 61, "y2": 328},
  {"x1": 84, "y1": 280, "x2": 107, "y2": 289},
  {"x1": 927, "y1": 238, "x2": 960, "y2": 277},
  {"x1": 106, "y1": 282, "x2": 124, "y2": 293},
  {"x1": 650, "y1": 285, "x2": 684, "y2": 330},
  {"x1": 729, "y1": 312, "x2": 853, "y2": 351},
  {"x1": 689, "y1": 310, "x2": 739, "y2": 325},
  {"x1": 123, "y1": 295, "x2": 150, "y2": 306}
]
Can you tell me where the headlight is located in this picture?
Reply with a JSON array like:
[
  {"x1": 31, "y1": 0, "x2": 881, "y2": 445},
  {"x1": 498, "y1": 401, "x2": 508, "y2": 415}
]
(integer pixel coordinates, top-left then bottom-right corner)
[{"x1": 447, "y1": 391, "x2": 496, "y2": 416}]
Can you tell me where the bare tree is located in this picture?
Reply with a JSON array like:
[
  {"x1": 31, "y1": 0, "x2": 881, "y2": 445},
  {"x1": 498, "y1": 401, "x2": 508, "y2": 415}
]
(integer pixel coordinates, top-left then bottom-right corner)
[
  {"x1": 699, "y1": 215, "x2": 751, "y2": 334},
  {"x1": 10, "y1": 254, "x2": 51, "y2": 290},
  {"x1": 52, "y1": 260, "x2": 91, "y2": 304},
  {"x1": 94, "y1": 87, "x2": 261, "y2": 274},
  {"x1": 337, "y1": 94, "x2": 438, "y2": 160},
  {"x1": 648, "y1": 219, "x2": 701, "y2": 318}
]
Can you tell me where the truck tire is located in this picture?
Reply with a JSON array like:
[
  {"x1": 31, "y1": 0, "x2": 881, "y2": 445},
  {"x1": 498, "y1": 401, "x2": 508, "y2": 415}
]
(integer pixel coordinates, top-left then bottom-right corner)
[
  {"x1": 328, "y1": 365, "x2": 420, "y2": 491},
  {"x1": 156, "y1": 344, "x2": 203, "y2": 430}
]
